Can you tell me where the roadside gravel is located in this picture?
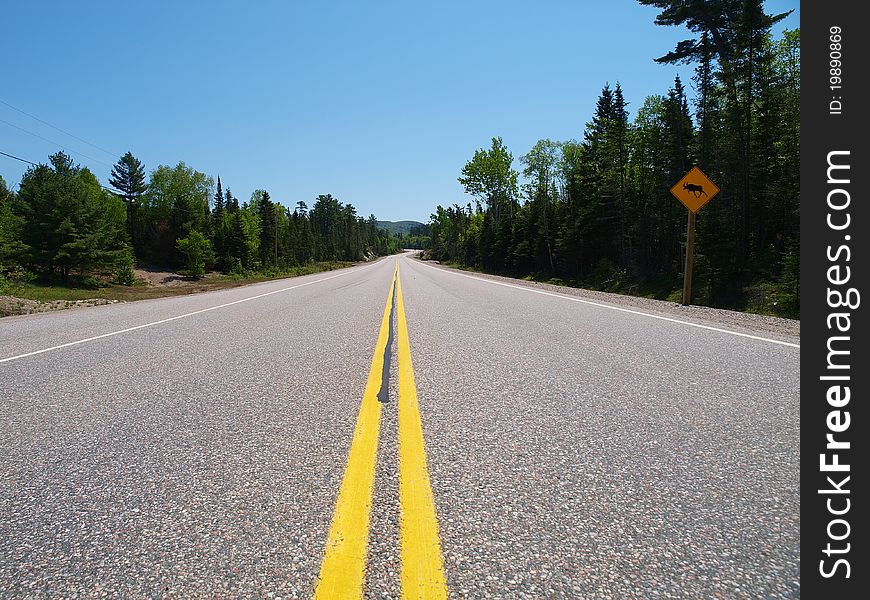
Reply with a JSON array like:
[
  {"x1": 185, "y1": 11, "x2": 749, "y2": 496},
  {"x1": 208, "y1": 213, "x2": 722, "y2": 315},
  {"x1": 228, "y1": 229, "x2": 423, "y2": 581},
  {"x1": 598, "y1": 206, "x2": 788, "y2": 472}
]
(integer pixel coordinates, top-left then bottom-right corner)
[
  {"x1": 0, "y1": 296, "x2": 120, "y2": 317},
  {"x1": 415, "y1": 259, "x2": 800, "y2": 344}
]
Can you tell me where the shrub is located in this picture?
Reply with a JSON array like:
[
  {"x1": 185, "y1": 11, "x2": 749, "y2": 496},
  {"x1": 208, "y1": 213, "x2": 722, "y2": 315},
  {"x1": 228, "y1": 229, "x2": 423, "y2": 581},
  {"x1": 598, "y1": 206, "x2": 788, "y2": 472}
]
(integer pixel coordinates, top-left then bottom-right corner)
[{"x1": 176, "y1": 231, "x2": 213, "y2": 278}]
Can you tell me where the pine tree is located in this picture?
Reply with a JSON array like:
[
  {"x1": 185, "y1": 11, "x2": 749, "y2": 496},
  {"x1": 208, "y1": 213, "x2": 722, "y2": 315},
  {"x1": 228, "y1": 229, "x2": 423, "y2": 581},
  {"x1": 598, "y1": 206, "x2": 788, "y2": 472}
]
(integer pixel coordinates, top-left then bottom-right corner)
[
  {"x1": 109, "y1": 151, "x2": 147, "y2": 254},
  {"x1": 585, "y1": 84, "x2": 622, "y2": 264},
  {"x1": 19, "y1": 152, "x2": 130, "y2": 280},
  {"x1": 258, "y1": 190, "x2": 277, "y2": 266},
  {"x1": 212, "y1": 177, "x2": 226, "y2": 270},
  {"x1": 612, "y1": 83, "x2": 629, "y2": 198},
  {"x1": 664, "y1": 76, "x2": 694, "y2": 182},
  {"x1": 611, "y1": 83, "x2": 630, "y2": 260},
  {"x1": 0, "y1": 176, "x2": 28, "y2": 272},
  {"x1": 694, "y1": 32, "x2": 714, "y2": 170},
  {"x1": 293, "y1": 201, "x2": 313, "y2": 264}
]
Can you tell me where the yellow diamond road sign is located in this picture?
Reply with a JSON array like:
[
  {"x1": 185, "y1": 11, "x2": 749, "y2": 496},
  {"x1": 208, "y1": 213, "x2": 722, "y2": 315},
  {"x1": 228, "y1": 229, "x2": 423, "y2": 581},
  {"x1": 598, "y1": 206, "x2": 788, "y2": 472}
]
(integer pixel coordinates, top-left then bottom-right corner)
[{"x1": 671, "y1": 166, "x2": 720, "y2": 213}]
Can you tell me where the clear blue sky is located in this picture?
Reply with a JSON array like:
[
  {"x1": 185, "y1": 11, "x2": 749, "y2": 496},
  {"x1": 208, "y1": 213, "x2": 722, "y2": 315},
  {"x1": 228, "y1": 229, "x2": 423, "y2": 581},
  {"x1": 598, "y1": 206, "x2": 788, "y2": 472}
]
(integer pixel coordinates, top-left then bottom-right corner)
[{"x1": 1, "y1": 0, "x2": 798, "y2": 223}]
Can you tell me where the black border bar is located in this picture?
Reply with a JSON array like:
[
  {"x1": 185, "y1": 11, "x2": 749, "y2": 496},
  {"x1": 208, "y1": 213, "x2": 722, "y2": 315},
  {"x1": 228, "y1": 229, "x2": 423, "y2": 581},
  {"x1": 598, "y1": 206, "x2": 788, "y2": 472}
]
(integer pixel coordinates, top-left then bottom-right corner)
[{"x1": 801, "y1": 1, "x2": 868, "y2": 596}]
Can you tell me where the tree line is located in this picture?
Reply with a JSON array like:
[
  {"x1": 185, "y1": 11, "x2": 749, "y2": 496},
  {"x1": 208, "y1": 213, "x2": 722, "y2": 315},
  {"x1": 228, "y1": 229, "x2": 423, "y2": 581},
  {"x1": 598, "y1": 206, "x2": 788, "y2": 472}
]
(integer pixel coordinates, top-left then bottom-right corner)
[
  {"x1": 428, "y1": 1, "x2": 799, "y2": 317},
  {"x1": 1, "y1": 152, "x2": 399, "y2": 285}
]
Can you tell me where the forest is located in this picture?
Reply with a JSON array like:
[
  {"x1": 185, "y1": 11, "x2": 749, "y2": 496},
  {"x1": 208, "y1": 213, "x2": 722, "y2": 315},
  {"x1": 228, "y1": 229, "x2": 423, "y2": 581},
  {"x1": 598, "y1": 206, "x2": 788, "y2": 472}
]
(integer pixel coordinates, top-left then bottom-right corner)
[
  {"x1": 426, "y1": 1, "x2": 799, "y2": 318},
  {"x1": 0, "y1": 151, "x2": 399, "y2": 289}
]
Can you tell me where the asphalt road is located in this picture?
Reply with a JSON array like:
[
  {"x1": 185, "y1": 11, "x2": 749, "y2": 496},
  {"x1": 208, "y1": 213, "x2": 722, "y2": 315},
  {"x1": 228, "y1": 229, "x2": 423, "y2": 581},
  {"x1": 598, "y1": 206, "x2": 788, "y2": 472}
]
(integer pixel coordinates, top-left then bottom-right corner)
[{"x1": 0, "y1": 252, "x2": 800, "y2": 598}]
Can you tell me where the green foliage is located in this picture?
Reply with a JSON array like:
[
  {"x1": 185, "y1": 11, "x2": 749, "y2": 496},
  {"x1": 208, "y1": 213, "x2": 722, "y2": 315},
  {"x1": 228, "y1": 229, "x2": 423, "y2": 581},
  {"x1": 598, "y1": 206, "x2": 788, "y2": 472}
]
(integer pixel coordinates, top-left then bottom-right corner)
[
  {"x1": 637, "y1": 0, "x2": 791, "y2": 65},
  {"x1": 377, "y1": 220, "x2": 427, "y2": 236},
  {"x1": 455, "y1": 138, "x2": 521, "y2": 272},
  {"x1": 109, "y1": 152, "x2": 148, "y2": 199},
  {"x1": 140, "y1": 162, "x2": 213, "y2": 265},
  {"x1": 114, "y1": 250, "x2": 137, "y2": 286},
  {"x1": 590, "y1": 259, "x2": 632, "y2": 293},
  {"x1": 257, "y1": 190, "x2": 278, "y2": 266},
  {"x1": 176, "y1": 230, "x2": 213, "y2": 278},
  {"x1": 0, "y1": 266, "x2": 36, "y2": 296},
  {"x1": 3, "y1": 150, "x2": 402, "y2": 300},
  {"x1": 1, "y1": 176, "x2": 29, "y2": 273},
  {"x1": 14, "y1": 153, "x2": 131, "y2": 280},
  {"x1": 430, "y1": 22, "x2": 800, "y2": 317},
  {"x1": 394, "y1": 233, "x2": 430, "y2": 250},
  {"x1": 458, "y1": 137, "x2": 519, "y2": 224}
]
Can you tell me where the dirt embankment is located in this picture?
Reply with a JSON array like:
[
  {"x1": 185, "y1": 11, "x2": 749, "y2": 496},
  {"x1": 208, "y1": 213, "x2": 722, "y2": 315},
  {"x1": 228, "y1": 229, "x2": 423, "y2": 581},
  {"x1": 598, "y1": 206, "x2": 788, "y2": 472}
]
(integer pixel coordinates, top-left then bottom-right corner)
[
  {"x1": 1, "y1": 268, "x2": 217, "y2": 318},
  {"x1": 132, "y1": 267, "x2": 203, "y2": 287}
]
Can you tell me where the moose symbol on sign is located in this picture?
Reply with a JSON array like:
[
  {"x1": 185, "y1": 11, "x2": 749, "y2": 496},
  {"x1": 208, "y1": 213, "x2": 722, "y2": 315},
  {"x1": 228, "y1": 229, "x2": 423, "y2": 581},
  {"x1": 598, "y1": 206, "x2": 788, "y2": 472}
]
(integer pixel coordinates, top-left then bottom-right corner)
[{"x1": 683, "y1": 182, "x2": 708, "y2": 198}]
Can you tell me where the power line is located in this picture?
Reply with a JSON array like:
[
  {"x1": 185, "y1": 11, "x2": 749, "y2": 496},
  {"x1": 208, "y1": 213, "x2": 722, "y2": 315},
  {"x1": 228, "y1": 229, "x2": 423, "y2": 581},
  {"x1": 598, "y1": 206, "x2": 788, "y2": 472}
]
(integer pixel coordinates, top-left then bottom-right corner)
[
  {"x1": 1, "y1": 147, "x2": 211, "y2": 218},
  {"x1": 0, "y1": 149, "x2": 38, "y2": 166},
  {"x1": 1, "y1": 147, "x2": 124, "y2": 196},
  {"x1": 0, "y1": 97, "x2": 119, "y2": 158},
  {"x1": 0, "y1": 117, "x2": 114, "y2": 169}
]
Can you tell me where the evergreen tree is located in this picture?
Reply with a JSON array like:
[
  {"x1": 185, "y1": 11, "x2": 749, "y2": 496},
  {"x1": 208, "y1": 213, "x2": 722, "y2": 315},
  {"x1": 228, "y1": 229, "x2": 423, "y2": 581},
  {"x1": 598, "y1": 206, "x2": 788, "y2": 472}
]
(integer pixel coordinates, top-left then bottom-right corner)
[
  {"x1": 292, "y1": 201, "x2": 314, "y2": 264},
  {"x1": 612, "y1": 83, "x2": 629, "y2": 198},
  {"x1": 109, "y1": 151, "x2": 147, "y2": 253},
  {"x1": 17, "y1": 152, "x2": 131, "y2": 280},
  {"x1": 212, "y1": 177, "x2": 226, "y2": 270},
  {"x1": 663, "y1": 76, "x2": 693, "y2": 180},
  {"x1": 0, "y1": 176, "x2": 28, "y2": 273},
  {"x1": 226, "y1": 219, "x2": 248, "y2": 272},
  {"x1": 257, "y1": 190, "x2": 278, "y2": 266},
  {"x1": 584, "y1": 84, "x2": 622, "y2": 264}
]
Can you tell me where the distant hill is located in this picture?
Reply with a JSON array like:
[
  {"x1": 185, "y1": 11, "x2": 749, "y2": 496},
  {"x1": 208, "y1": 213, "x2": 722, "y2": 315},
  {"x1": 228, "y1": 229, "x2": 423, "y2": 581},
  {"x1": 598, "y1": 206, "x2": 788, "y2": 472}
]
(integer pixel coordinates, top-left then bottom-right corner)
[{"x1": 377, "y1": 220, "x2": 427, "y2": 235}]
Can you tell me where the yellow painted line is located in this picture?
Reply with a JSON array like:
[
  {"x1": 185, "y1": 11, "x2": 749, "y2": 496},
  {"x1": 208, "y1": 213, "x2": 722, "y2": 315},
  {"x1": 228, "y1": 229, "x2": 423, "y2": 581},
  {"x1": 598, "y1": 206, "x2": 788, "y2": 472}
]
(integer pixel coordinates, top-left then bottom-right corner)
[
  {"x1": 314, "y1": 263, "x2": 398, "y2": 599},
  {"x1": 396, "y1": 265, "x2": 448, "y2": 599}
]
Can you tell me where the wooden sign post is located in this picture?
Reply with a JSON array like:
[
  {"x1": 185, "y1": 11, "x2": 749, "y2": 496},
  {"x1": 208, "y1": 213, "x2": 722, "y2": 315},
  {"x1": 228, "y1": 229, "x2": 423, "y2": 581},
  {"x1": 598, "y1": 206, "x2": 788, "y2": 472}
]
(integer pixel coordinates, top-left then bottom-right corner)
[{"x1": 682, "y1": 211, "x2": 696, "y2": 306}]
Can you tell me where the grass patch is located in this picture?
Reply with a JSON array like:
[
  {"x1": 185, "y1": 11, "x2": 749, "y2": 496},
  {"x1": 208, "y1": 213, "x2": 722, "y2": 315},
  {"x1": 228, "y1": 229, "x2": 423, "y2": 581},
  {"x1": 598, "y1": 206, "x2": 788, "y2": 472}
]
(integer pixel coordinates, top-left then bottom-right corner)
[{"x1": 224, "y1": 261, "x2": 352, "y2": 281}]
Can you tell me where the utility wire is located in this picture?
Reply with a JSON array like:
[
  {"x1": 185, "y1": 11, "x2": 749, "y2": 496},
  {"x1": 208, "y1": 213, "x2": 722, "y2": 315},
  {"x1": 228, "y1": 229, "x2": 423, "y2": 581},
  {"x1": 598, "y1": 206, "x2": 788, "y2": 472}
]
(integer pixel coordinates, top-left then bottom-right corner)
[
  {"x1": 0, "y1": 117, "x2": 114, "y2": 168},
  {"x1": 0, "y1": 97, "x2": 119, "y2": 158},
  {"x1": 0, "y1": 149, "x2": 38, "y2": 166},
  {"x1": 1, "y1": 147, "x2": 211, "y2": 217},
  {"x1": 1, "y1": 147, "x2": 125, "y2": 196}
]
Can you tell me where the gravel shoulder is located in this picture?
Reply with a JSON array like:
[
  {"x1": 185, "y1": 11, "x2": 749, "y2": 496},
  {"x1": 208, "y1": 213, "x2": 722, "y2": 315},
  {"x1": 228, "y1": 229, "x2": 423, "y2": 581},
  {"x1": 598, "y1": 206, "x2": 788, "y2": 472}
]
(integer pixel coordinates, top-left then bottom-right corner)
[
  {"x1": 414, "y1": 258, "x2": 800, "y2": 344},
  {"x1": 0, "y1": 296, "x2": 120, "y2": 317}
]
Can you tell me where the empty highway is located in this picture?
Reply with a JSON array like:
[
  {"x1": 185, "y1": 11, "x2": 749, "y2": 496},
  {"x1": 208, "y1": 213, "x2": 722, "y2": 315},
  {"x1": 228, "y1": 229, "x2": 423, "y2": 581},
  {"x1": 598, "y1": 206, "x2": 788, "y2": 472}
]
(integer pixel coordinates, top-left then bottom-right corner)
[{"x1": 0, "y1": 252, "x2": 800, "y2": 598}]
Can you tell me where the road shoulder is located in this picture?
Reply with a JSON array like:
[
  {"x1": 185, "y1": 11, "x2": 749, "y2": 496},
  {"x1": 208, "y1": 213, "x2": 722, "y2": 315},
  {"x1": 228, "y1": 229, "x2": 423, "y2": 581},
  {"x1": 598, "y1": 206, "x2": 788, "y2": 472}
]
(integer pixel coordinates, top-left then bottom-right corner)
[{"x1": 412, "y1": 257, "x2": 800, "y2": 345}]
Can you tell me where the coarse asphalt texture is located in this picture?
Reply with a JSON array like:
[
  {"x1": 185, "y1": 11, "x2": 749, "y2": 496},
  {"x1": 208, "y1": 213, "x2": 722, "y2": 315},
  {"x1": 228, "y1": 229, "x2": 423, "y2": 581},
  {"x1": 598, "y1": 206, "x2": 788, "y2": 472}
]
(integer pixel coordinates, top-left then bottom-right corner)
[{"x1": 0, "y1": 252, "x2": 799, "y2": 598}]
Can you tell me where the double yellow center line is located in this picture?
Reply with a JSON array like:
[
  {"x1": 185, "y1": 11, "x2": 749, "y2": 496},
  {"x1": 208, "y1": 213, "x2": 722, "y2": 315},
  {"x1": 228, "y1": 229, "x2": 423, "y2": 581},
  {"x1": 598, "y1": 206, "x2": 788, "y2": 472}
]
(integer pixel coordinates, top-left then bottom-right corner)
[{"x1": 314, "y1": 261, "x2": 447, "y2": 599}]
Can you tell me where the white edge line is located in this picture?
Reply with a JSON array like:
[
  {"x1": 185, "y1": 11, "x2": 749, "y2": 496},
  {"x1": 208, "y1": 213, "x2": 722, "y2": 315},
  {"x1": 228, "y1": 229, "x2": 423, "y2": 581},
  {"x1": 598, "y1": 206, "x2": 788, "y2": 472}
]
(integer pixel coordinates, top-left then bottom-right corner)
[
  {"x1": 1, "y1": 261, "x2": 384, "y2": 364},
  {"x1": 412, "y1": 259, "x2": 800, "y2": 349}
]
